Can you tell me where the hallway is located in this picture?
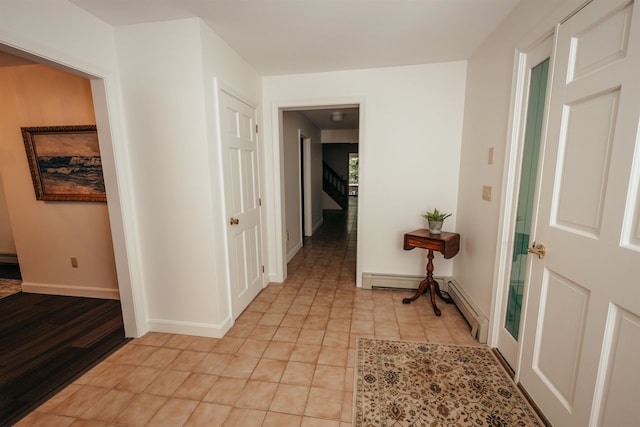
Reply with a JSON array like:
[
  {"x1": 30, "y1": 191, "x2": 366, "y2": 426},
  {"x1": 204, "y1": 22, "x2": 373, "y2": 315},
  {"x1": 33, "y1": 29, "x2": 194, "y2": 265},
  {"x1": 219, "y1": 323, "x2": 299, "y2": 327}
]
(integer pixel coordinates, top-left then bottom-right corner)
[{"x1": 18, "y1": 203, "x2": 476, "y2": 426}]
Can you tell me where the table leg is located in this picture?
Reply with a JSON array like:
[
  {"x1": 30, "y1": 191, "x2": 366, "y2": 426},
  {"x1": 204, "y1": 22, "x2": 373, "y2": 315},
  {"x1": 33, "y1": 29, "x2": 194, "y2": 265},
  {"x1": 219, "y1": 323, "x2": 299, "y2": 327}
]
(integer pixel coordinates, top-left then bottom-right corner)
[{"x1": 402, "y1": 250, "x2": 444, "y2": 315}]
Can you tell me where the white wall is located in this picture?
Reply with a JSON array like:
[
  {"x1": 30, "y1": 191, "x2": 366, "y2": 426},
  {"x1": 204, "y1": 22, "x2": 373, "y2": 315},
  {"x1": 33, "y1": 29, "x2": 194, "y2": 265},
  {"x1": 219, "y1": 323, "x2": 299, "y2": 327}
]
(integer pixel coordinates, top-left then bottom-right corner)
[
  {"x1": 263, "y1": 62, "x2": 467, "y2": 284},
  {"x1": 282, "y1": 111, "x2": 322, "y2": 260},
  {"x1": 114, "y1": 18, "x2": 261, "y2": 336},
  {"x1": 454, "y1": 0, "x2": 585, "y2": 317}
]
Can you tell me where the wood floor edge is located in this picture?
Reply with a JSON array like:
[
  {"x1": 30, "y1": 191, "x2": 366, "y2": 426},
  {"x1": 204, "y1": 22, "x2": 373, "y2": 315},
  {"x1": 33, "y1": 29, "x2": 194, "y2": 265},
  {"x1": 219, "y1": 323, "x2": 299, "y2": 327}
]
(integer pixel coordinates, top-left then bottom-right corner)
[{"x1": 491, "y1": 347, "x2": 552, "y2": 427}]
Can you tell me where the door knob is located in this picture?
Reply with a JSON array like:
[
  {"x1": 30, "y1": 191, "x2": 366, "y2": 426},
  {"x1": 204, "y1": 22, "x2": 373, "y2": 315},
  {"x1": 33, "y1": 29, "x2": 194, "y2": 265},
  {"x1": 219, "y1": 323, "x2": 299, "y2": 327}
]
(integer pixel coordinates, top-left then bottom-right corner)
[
  {"x1": 528, "y1": 243, "x2": 546, "y2": 259},
  {"x1": 230, "y1": 217, "x2": 239, "y2": 225}
]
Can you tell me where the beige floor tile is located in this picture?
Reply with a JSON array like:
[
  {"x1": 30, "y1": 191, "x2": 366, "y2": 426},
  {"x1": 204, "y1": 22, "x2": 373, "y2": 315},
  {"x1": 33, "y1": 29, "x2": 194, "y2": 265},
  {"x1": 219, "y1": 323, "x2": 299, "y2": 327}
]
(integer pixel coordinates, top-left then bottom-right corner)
[
  {"x1": 167, "y1": 349, "x2": 208, "y2": 371},
  {"x1": 213, "y1": 337, "x2": 246, "y2": 354},
  {"x1": 186, "y1": 336, "x2": 220, "y2": 352},
  {"x1": 269, "y1": 384, "x2": 310, "y2": 415},
  {"x1": 262, "y1": 411, "x2": 302, "y2": 427},
  {"x1": 297, "y1": 329, "x2": 325, "y2": 345},
  {"x1": 341, "y1": 391, "x2": 353, "y2": 422},
  {"x1": 236, "y1": 338, "x2": 269, "y2": 357},
  {"x1": 114, "y1": 394, "x2": 167, "y2": 427},
  {"x1": 250, "y1": 358, "x2": 287, "y2": 382},
  {"x1": 273, "y1": 326, "x2": 301, "y2": 342},
  {"x1": 301, "y1": 417, "x2": 341, "y2": 427},
  {"x1": 262, "y1": 341, "x2": 295, "y2": 360},
  {"x1": 259, "y1": 312, "x2": 285, "y2": 326},
  {"x1": 234, "y1": 380, "x2": 278, "y2": 410},
  {"x1": 222, "y1": 408, "x2": 265, "y2": 427},
  {"x1": 304, "y1": 387, "x2": 343, "y2": 420},
  {"x1": 221, "y1": 355, "x2": 259, "y2": 379},
  {"x1": 115, "y1": 365, "x2": 161, "y2": 393},
  {"x1": 78, "y1": 389, "x2": 133, "y2": 421},
  {"x1": 15, "y1": 412, "x2": 75, "y2": 427},
  {"x1": 248, "y1": 325, "x2": 278, "y2": 341},
  {"x1": 312, "y1": 365, "x2": 346, "y2": 390},
  {"x1": 317, "y1": 346, "x2": 348, "y2": 367},
  {"x1": 202, "y1": 377, "x2": 247, "y2": 405},
  {"x1": 281, "y1": 313, "x2": 307, "y2": 327},
  {"x1": 36, "y1": 384, "x2": 82, "y2": 412},
  {"x1": 281, "y1": 361, "x2": 316, "y2": 386},
  {"x1": 173, "y1": 373, "x2": 218, "y2": 400},
  {"x1": 50, "y1": 385, "x2": 110, "y2": 418},
  {"x1": 290, "y1": 343, "x2": 321, "y2": 363},
  {"x1": 184, "y1": 402, "x2": 231, "y2": 427},
  {"x1": 135, "y1": 332, "x2": 172, "y2": 347},
  {"x1": 144, "y1": 370, "x2": 190, "y2": 396},
  {"x1": 147, "y1": 397, "x2": 199, "y2": 427},
  {"x1": 164, "y1": 333, "x2": 197, "y2": 349},
  {"x1": 140, "y1": 347, "x2": 182, "y2": 369},
  {"x1": 194, "y1": 352, "x2": 234, "y2": 375}
]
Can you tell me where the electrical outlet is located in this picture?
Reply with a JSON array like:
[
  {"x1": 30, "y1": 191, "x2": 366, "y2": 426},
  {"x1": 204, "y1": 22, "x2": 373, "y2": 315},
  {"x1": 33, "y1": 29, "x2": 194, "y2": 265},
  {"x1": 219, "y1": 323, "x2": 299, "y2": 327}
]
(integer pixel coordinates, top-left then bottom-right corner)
[
  {"x1": 70, "y1": 257, "x2": 79, "y2": 268},
  {"x1": 482, "y1": 185, "x2": 492, "y2": 201}
]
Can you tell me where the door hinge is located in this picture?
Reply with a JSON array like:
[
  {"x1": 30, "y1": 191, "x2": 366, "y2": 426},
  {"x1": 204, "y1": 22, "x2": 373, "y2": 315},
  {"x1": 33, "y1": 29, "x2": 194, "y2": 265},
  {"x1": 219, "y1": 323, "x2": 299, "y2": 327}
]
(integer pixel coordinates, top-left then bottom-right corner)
[
  {"x1": 255, "y1": 124, "x2": 259, "y2": 134},
  {"x1": 258, "y1": 198, "x2": 262, "y2": 206},
  {"x1": 262, "y1": 265, "x2": 265, "y2": 273}
]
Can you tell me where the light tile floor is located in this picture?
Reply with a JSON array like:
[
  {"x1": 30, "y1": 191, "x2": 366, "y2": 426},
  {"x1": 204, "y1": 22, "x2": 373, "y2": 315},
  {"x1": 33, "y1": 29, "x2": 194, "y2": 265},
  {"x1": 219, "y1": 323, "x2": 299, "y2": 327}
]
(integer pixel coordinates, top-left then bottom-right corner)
[{"x1": 18, "y1": 203, "x2": 477, "y2": 426}]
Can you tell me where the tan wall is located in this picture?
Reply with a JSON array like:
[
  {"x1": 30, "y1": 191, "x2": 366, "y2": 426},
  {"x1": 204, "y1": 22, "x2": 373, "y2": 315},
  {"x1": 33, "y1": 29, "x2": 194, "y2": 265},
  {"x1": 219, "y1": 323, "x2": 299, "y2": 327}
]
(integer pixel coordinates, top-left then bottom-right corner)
[{"x1": 0, "y1": 63, "x2": 118, "y2": 298}]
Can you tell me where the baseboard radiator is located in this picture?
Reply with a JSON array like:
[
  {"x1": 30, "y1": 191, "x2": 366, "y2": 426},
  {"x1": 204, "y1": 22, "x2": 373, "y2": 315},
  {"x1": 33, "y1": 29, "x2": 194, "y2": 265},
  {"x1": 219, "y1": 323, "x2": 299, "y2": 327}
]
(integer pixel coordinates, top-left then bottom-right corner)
[{"x1": 446, "y1": 279, "x2": 488, "y2": 344}]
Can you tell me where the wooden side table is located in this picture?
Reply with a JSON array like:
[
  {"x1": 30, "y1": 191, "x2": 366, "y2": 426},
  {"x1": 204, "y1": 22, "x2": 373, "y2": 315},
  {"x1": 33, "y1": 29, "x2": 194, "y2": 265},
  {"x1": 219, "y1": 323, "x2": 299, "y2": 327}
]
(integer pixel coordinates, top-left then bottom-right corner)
[{"x1": 402, "y1": 229, "x2": 460, "y2": 316}]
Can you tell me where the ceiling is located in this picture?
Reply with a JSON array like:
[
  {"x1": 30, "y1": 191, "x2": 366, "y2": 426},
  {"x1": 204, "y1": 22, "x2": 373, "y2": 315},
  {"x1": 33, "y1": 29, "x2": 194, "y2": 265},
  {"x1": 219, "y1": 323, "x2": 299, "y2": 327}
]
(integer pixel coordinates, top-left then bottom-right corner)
[
  {"x1": 291, "y1": 107, "x2": 360, "y2": 131},
  {"x1": 69, "y1": 0, "x2": 521, "y2": 76}
]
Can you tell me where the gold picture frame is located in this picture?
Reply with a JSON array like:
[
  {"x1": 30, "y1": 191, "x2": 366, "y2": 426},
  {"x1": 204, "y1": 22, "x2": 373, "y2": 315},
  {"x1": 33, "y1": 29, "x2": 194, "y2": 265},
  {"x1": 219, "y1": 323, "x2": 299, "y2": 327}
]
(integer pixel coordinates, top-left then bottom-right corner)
[{"x1": 21, "y1": 125, "x2": 106, "y2": 202}]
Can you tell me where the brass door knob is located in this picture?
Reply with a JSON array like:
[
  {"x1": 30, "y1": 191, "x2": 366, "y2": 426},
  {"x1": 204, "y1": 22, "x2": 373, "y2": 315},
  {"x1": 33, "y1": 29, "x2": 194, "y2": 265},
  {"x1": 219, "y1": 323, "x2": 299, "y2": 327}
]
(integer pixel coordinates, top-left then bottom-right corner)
[
  {"x1": 230, "y1": 217, "x2": 239, "y2": 225},
  {"x1": 528, "y1": 243, "x2": 546, "y2": 259}
]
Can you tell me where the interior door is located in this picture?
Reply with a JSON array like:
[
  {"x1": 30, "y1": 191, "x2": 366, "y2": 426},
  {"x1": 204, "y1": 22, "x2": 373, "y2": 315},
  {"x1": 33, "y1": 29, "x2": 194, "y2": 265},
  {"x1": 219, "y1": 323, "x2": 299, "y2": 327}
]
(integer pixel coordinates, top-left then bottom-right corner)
[
  {"x1": 496, "y1": 37, "x2": 552, "y2": 369},
  {"x1": 220, "y1": 90, "x2": 264, "y2": 319},
  {"x1": 519, "y1": 1, "x2": 640, "y2": 425}
]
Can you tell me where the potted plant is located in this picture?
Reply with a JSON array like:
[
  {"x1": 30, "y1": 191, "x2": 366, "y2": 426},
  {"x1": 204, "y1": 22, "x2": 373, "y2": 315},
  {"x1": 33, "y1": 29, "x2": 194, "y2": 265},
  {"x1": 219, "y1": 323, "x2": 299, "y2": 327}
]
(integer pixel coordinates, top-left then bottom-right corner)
[{"x1": 423, "y1": 208, "x2": 452, "y2": 235}]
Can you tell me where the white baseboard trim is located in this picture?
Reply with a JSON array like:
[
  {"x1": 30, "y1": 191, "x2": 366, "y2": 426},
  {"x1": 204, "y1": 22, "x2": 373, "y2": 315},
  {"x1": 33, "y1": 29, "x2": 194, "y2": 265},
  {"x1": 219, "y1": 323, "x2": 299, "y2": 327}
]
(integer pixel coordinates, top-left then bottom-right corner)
[
  {"x1": 362, "y1": 272, "x2": 448, "y2": 290},
  {"x1": 147, "y1": 315, "x2": 234, "y2": 338},
  {"x1": 286, "y1": 241, "x2": 302, "y2": 263},
  {"x1": 312, "y1": 218, "x2": 323, "y2": 234},
  {"x1": 21, "y1": 282, "x2": 120, "y2": 300}
]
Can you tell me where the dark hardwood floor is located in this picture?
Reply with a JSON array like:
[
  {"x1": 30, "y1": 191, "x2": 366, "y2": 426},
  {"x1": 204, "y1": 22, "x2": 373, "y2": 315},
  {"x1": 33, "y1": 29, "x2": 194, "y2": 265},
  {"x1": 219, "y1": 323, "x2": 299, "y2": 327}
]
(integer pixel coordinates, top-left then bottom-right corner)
[{"x1": 0, "y1": 293, "x2": 129, "y2": 426}]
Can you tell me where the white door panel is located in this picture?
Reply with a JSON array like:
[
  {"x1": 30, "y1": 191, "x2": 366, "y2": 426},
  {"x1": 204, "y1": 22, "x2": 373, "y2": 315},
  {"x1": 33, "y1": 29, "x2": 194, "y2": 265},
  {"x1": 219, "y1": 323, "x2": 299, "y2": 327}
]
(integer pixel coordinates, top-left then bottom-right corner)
[
  {"x1": 220, "y1": 90, "x2": 264, "y2": 319},
  {"x1": 520, "y1": 0, "x2": 640, "y2": 425}
]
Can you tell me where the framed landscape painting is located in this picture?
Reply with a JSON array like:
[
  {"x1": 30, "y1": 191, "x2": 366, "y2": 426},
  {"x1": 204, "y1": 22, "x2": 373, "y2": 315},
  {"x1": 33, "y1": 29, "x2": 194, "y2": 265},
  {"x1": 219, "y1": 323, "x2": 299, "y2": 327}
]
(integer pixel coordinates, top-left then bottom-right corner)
[{"x1": 21, "y1": 125, "x2": 106, "y2": 202}]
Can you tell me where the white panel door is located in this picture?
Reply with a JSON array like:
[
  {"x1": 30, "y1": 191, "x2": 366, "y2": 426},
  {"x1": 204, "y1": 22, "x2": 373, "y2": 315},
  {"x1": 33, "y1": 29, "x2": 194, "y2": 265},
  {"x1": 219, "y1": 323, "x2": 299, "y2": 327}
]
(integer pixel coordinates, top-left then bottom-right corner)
[
  {"x1": 519, "y1": 1, "x2": 640, "y2": 425},
  {"x1": 220, "y1": 90, "x2": 264, "y2": 319}
]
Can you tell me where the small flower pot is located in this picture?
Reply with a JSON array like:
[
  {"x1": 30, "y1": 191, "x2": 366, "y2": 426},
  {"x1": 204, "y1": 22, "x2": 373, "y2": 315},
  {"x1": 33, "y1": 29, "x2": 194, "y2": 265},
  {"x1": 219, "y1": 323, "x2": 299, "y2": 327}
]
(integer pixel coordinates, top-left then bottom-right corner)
[{"x1": 428, "y1": 220, "x2": 443, "y2": 234}]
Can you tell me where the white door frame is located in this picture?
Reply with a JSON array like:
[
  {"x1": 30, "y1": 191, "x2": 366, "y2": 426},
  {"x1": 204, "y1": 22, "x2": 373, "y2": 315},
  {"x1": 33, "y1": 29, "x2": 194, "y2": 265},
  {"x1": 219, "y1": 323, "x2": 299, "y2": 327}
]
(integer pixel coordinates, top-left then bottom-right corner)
[
  {"x1": 298, "y1": 132, "x2": 312, "y2": 238},
  {"x1": 267, "y1": 98, "x2": 365, "y2": 284},
  {"x1": 488, "y1": 0, "x2": 593, "y2": 361},
  {"x1": 492, "y1": 35, "x2": 554, "y2": 374}
]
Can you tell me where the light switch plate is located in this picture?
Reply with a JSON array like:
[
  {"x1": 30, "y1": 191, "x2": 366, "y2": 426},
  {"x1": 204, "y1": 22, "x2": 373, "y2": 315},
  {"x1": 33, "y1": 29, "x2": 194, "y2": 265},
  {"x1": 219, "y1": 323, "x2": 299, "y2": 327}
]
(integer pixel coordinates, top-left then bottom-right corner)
[{"x1": 482, "y1": 185, "x2": 492, "y2": 201}]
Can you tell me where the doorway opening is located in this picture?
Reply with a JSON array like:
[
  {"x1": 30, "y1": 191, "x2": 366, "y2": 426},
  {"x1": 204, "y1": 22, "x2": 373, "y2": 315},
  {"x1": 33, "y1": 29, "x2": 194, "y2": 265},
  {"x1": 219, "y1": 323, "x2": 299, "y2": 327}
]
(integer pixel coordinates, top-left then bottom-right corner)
[{"x1": 281, "y1": 106, "x2": 360, "y2": 281}]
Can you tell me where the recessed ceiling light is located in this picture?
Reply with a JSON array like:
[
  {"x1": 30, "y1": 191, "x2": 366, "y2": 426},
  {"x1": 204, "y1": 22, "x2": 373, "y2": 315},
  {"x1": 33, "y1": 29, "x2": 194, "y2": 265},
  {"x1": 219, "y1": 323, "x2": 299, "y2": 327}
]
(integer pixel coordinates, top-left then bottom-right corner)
[{"x1": 330, "y1": 111, "x2": 344, "y2": 122}]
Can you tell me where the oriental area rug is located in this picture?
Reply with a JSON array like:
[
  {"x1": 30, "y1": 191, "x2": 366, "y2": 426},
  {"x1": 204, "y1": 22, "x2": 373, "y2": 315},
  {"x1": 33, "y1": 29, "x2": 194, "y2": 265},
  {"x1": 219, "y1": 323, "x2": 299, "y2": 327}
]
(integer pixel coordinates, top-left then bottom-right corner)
[{"x1": 354, "y1": 338, "x2": 544, "y2": 427}]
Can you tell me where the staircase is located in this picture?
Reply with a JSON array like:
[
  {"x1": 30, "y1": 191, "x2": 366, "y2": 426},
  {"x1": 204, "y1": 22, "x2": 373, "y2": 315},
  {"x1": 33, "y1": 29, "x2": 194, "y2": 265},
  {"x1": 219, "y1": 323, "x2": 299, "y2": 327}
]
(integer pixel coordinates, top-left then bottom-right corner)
[{"x1": 323, "y1": 162, "x2": 348, "y2": 210}]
